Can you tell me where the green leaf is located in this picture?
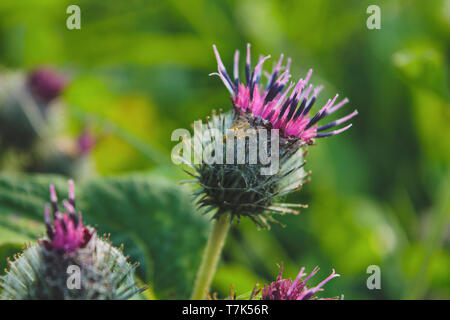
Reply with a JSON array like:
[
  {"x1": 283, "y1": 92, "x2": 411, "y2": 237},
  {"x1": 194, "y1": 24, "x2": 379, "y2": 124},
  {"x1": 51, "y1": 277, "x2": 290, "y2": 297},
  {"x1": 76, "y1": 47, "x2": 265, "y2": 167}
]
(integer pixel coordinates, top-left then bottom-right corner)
[
  {"x1": 0, "y1": 175, "x2": 67, "y2": 222},
  {"x1": 0, "y1": 174, "x2": 209, "y2": 299},
  {"x1": 78, "y1": 175, "x2": 210, "y2": 299},
  {"x1": 0, "y1": 243, "x2": 23, "y2": 271}
]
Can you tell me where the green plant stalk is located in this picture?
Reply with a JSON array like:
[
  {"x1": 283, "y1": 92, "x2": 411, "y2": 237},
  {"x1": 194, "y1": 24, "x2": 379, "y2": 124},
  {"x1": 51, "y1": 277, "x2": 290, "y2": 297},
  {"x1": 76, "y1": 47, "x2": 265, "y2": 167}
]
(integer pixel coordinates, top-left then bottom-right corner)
[
  {"x1": 191, "y1": 214, "x2": 231, "y2": 299},
  {"x1": 405, "y1": 173, "x2": 450, "y2": 299}
]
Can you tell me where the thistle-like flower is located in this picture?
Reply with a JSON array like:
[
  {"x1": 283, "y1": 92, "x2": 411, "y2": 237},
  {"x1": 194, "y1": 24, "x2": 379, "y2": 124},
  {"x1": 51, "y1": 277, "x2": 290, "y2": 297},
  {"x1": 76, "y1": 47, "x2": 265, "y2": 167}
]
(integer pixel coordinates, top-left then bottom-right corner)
[
  {"x1": 27, "y1": 129, "x2": 97, "y2": 178},
  {"x1": 0, "y1": 180, "x2": 143, "y2": 300},
  {"x1": 261, "y1": 265, "x2": 341, "y2": 300},
  {"x1": 27, "y1": 68, "x2": 68, "y2": 104},
  {"x1": 177, "y1": 44, "x2": 357, "y2": 228},
  {"x1": 212, "y1": 44, "x2": 357, "y2": 142}
]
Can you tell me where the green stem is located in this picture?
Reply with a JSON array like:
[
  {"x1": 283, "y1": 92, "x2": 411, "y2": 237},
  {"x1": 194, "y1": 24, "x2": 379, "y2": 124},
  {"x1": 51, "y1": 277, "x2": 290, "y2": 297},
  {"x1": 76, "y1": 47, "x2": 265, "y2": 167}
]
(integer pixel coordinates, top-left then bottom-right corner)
[
  {"x1": 405, "y1": 173, "x2": 450, "y2": 299},
  {"x1": 191, "y1": 214, "x2": 231, "y2": 299}
]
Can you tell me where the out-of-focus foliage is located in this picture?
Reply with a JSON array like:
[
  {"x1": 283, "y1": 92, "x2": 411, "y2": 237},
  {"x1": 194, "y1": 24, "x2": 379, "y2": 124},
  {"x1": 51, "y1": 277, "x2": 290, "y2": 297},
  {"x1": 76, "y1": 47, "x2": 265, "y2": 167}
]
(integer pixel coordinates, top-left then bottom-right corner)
[{"x1": 0, "y1": 0, "x2": 448, "y2": 299}]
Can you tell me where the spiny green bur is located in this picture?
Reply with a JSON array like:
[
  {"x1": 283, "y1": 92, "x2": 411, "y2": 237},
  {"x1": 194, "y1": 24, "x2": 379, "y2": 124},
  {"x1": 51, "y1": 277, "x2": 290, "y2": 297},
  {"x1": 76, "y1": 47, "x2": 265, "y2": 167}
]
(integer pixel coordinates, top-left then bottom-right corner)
[
  {"x1": 1, "y1": 233, "x2": 143, "y2": 300},
  {"x1": 184, "y1": 110, "x2": 309, "y2": 229}
]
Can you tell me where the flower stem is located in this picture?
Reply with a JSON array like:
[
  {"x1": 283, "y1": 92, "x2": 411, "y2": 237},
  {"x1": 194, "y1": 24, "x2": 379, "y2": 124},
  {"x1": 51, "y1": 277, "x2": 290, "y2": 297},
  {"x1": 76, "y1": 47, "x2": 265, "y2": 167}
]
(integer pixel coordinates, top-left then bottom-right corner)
[{"x1": 191, "y1": 214, "x2": 231, "y2": 299}]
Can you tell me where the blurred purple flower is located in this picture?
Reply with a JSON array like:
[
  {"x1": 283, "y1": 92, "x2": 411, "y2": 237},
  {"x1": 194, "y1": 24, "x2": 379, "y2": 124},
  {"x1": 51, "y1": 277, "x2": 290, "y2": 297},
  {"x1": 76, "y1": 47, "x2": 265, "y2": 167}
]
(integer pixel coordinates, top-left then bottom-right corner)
[
  {"x1": 27, "y1": 68, "x2": 68, "y2": 103},
  {"x1": 212, "y1": 44, "x2": 357, "y2": 143},
  {"x1": 77, "y1": 129, "x2": 96, "y2": 156},
  {"x1": 262, "y1": 265, "x2": 340, "y2": 300}
]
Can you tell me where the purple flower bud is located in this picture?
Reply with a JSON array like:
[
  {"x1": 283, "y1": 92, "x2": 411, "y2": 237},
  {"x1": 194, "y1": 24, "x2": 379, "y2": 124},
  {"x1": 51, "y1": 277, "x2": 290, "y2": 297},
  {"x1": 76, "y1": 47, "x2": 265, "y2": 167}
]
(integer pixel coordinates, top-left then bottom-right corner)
[
  {"x1": 42, "y1": 180, "x2": 93, "y2": 253},
  {"x1": 77, "y1": 129, "x2": 96, "y2": 156},
  {"x1": 1, "y1": 180, "x2": 144, "y2": 300},
  {"x1": 27, "y1": 68, "x2": 68, "y2": 103},
  {"x1": 261, "y1": 265, "x2": 341, "y2": 300}
]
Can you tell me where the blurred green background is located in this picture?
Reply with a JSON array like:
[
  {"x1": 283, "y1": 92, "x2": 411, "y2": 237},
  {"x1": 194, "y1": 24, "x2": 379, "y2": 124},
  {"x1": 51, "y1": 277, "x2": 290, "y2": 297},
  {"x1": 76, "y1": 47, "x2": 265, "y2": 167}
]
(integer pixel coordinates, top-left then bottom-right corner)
[{"x1": 0, "y1": 0, "x2": 449, "y2": 299}]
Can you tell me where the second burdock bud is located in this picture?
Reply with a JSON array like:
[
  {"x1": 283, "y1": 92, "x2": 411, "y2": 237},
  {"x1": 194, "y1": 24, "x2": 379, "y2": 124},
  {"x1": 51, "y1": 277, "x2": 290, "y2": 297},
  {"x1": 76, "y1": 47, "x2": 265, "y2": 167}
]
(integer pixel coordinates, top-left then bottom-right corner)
[{"x1": 0, "y1": 180, "x2": 144, "y2": 300}]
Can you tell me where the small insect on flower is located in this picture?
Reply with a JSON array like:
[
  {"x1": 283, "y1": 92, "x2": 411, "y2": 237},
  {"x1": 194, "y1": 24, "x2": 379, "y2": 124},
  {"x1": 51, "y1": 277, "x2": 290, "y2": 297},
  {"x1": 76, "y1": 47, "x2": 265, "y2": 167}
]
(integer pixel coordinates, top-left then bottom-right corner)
[
  {"x1": 177, "y1": 44, "x2": 357, "y2": 228},
  {"x1": 0, "y1": 180, "x2": 144, "y2": 300},
  {"x1": 261, "y1": 264, "x2": 341, "y2": 300}
]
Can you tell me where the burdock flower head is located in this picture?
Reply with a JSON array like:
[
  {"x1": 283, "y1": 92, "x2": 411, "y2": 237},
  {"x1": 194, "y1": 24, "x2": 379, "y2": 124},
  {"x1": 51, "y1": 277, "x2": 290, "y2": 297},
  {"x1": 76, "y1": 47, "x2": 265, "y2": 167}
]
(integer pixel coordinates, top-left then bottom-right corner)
[
  {"x1": 261, "y1": 265, "x2": 341, "y2": 300},
  {"x1": 176, "y1": 44, "x2": 357, "y2": 228},
  {"x1": 0, "y1": 180, "x2": 143, "y2": 300}
]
